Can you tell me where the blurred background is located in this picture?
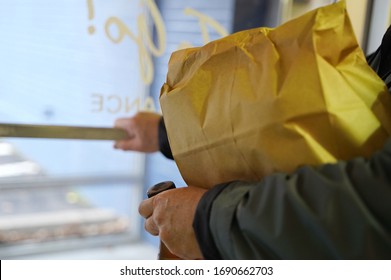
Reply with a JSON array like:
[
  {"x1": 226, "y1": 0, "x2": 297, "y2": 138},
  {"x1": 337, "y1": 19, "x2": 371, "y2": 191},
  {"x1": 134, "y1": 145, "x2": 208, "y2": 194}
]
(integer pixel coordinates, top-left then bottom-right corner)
[{"x1": 0, "y1": 0, "x2": 389, "y2": 259}]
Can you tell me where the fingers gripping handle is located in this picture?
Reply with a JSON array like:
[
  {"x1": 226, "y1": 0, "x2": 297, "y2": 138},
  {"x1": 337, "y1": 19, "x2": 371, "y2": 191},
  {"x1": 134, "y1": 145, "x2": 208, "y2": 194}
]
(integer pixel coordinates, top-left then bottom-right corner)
[{"x1": 147, "y1": 181, "x2": 180, "y2": 260}]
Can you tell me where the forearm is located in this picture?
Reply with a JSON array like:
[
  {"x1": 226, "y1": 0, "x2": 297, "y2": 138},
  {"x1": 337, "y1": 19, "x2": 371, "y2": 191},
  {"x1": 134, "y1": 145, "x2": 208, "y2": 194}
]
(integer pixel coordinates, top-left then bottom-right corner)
[{"x1": 194, "y1": 138, "x2": 391, "y2": 259}]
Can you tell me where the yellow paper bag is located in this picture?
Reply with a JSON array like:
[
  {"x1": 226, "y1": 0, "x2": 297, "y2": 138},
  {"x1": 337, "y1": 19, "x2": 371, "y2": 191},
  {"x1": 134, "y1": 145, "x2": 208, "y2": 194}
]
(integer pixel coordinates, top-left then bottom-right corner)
[{"x1": 160, "y1": 1, "x2": 391, "y2": 188}]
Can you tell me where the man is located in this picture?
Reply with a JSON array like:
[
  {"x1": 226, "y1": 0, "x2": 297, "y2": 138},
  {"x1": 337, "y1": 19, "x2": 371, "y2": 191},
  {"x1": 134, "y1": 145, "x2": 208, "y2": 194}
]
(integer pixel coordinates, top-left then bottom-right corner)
[{"x1": 114, "y1": 26, "x2": 391, "y2": 259}]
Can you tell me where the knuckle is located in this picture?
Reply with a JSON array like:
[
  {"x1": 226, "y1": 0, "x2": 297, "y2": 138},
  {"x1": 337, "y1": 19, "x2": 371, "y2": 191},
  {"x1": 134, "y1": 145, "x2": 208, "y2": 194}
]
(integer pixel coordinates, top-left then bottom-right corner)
[
  {"x1": 145, "y1": 219, "x2": 159, "y2": 236},
  {"x1": 138, "y1": 198, "x2": 152, "y2": 218},
  {"x1": 153, "y1": 211, "x2": 165, "y2": 226}
]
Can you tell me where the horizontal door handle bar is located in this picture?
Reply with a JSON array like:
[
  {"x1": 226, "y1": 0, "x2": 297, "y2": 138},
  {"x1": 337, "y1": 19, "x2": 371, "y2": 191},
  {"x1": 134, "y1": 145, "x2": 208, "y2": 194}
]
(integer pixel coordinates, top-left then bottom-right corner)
[{"x1": 0, "y1": 123, "x2": 128, "y2": 140}]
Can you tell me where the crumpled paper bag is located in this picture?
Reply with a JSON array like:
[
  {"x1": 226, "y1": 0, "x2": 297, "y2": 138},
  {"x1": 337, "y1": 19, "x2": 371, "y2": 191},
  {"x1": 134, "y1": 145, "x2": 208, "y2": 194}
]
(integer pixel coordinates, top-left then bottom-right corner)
[{"x1": 160, "y1": 1, "x2": 391, "y2": 188}]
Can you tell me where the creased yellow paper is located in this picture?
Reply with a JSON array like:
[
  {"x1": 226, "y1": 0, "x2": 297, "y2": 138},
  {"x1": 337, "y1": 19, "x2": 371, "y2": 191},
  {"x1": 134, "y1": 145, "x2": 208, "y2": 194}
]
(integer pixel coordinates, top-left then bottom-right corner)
[{"x1": 160, "y1": 1, "x2": 391, "y2": 188}]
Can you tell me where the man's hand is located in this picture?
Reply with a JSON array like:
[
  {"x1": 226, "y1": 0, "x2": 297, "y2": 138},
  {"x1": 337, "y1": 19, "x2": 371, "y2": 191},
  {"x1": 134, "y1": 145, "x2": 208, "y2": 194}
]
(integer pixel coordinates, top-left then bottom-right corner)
[
  {"x1": 139, "y1": 186, "x2": 207, "y2": 260},
  {"x1": 114, "y1": 112, "x2": 161, "y2": 153}
]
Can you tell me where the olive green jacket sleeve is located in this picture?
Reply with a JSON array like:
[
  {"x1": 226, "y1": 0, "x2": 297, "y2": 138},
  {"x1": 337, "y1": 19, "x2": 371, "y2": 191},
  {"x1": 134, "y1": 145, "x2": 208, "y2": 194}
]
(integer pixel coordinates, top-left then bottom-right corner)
[{"x1": 194, "y1": 137, "x2": 391, "y2": 259}]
